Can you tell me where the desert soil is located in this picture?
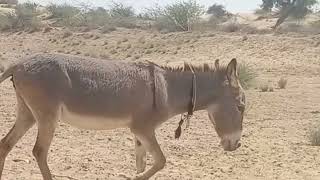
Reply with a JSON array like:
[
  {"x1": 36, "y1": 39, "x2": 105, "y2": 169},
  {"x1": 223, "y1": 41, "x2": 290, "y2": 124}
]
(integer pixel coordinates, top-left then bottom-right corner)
[{"x1": 0, "y1": 28, "x2": 319, "y2": 180}]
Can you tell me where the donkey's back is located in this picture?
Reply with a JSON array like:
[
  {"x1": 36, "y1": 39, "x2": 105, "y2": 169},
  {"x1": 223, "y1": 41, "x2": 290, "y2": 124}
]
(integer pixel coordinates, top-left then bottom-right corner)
[{"x1": 5, "y1": 53, "x2": 161, "y2": 130}]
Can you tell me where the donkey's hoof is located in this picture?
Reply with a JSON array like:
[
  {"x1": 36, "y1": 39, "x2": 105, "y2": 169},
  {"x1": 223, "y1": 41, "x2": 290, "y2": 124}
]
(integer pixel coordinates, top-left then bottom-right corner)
[{"x1": 136, "y1": 167, "x2": 146, "y2": 174}]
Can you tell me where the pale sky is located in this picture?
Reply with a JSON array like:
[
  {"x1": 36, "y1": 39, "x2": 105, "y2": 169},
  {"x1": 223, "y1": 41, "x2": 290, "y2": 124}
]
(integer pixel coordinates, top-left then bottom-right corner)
[{"x1": 20, "y1": 0, "x2": 262, "y2": 13}]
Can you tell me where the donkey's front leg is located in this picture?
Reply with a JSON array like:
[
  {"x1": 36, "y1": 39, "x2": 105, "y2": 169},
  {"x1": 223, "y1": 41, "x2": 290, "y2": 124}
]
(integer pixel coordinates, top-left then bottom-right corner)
[
  {"x1": 131, "y1": 129, "x2": 166, "y2": 180},
  {"x1": 135, "y1": 136, "x2": 147, "y2": 173}
]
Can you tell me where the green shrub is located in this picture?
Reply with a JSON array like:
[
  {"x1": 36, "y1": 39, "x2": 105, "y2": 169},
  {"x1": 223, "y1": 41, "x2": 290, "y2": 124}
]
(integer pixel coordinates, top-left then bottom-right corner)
[
  {"x1": 0, "y1": 2, "x2": 42, "y2": 31},
  {"x1": 15, "y1": 3, "x2": 38, "y2": 24},
  {"x1": 47, "y1": 4, "x2": 79, "y2": 19},
  {"x1": 162, "y1": 0, "x2": 205, "y2": 31},
  {"x1": 47, "y1": 4, "x2": 82, "y2": 27},
  {"x1": 109, "y1": 2, "x2": 135, "y2": 18},
  {"x1": 238, "y1": 62, "x2": 257, "y2": 90},
  {"x1": 81, "y1": 7, "x2": 111, "y2": 28},
  {"x1": 46, "y1": 3, "x2": 137, "y2": 30},
  {"x1": 143, "y1": 0, "x2": 204, "y2": 32},
  {"x1": 0, "y1": 9, "x2": 15, "y2": 30},
  {"x1": 139, "y1": 5, "x2": 163, "y2": 20}
]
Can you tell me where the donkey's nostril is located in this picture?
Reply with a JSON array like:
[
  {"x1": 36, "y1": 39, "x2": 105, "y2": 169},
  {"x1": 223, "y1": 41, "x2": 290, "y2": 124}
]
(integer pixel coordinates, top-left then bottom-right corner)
[{"x1": 237, "y1": 142, "x2": 241, "y2": 148}]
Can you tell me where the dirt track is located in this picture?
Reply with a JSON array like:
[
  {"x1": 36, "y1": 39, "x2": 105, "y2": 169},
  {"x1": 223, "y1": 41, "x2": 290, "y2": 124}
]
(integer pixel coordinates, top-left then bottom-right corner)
[{"x1": 0, "y1": 29, "x2": 320, "y2": 180}]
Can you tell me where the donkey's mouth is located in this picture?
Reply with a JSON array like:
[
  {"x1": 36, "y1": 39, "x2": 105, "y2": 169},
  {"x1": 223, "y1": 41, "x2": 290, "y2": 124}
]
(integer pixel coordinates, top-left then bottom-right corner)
[
  {"x1": 223, "y1": 143, "x2": 241, "y2": 151},
  {"x1": 221, "y1": 139, "x2": 241, "y2": 151}
]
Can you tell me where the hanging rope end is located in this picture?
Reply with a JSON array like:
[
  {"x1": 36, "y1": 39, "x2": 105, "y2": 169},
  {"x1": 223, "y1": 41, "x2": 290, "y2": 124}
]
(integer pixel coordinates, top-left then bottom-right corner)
[{"x1": 175, "y1": 125, "x2": 182, "y2": 139}]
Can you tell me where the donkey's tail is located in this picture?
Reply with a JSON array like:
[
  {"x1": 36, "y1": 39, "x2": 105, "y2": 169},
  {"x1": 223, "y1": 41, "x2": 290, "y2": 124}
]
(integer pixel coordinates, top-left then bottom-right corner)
[{"x1": 0, "y1": 63, "x2": 18, "y2": 84}]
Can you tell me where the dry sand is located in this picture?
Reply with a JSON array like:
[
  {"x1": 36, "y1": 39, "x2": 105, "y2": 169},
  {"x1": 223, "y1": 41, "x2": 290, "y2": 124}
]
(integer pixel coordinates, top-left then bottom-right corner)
[{"x1": 0, "y1": 28, "x2": 319, "y2": 180}]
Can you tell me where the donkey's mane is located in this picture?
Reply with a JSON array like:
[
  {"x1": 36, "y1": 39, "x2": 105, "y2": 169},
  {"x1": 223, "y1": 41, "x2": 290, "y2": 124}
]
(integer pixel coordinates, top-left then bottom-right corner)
[{"x1": 146, "y1": 61, "x2": 227, "y2": 74}]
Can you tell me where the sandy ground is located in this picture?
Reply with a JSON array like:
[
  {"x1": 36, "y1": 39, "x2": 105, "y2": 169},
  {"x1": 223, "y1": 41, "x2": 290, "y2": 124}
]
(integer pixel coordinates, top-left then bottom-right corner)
[{"x1": 0, "y1": 28, "x2": 319, "y2": 180}]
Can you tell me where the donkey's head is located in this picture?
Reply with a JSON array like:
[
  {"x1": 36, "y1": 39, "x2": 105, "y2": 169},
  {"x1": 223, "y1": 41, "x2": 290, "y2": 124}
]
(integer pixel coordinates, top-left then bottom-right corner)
[{"x1": 207, "y1": 58, "x2": 245, "y2": 151}]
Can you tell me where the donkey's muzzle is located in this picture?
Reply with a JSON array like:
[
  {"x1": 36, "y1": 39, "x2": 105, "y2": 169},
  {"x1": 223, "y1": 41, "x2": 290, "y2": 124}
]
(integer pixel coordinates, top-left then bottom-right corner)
[{"x1": 221, "y1": 139, "x2": 241, "y2": 151}]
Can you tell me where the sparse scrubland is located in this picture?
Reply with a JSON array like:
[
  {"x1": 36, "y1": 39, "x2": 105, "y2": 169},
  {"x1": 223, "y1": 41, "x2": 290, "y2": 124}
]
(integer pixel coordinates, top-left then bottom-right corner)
[{"x1": 0, "y1": 0, "x2": 320, "y2": 179}]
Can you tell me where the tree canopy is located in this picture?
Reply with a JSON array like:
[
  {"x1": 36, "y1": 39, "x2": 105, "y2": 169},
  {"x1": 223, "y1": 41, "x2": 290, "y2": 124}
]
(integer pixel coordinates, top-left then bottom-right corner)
[{"x1": 261, "y1": 0, "x2": 318, "y2": 12}]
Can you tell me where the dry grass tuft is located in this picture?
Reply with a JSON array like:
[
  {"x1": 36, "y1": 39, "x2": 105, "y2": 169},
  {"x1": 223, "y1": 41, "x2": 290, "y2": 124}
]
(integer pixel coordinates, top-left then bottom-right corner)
[
  {"x1": 110, "y1": 49, "x2": 117, "y2": 54},
  {"x1": 57, "y1": 49, "x2": 64, "y2": 53},
  {"x1": 100, "y1": 25, "x2": 116, "y2": 34},
  {"x1": 62, "y1": 30, "x2": 72, "y2": 38},
  {"x1": 138, "y1": 37, "x2": 146, "y2": 44},
  {"x1": 134, "y1": 55, "x2": 140, "y2": 59},
  {"x1": 145, "y1": 50, "x2": 152, "y2": 54},
  {"x1": 278, "y1": 77, "x2": 288, "y2": 89},
  {"x1": 220, "y1": 22, "x2": 241, "y2": 32},
  {"x1": 259, "y1": 84, "x2": 269, "y2": 92},
  {"x1": 116, "y1": 40, "x2": 122, "y2": 45},
  {"x1": 93, "y1": 35, "x2": 100, "y2": 40},
  {"x1": 310, "y1": 126, "x2": 320, "y2": 146},
  {"x1": 269, "y1": 86, "x2": 274, "y2": 92},
  {"x1": 83, "y1": 33, "x2": 94, "y2": 39},
  {"x1": 100, "y1": 53, "x2": 110, "y2": 59},
  {"x1": 126, "y1": 44, "x2": 132, "y2": 50},
  {"x1": 43, "y1": 26, "x2": 52, "y2": 33}
]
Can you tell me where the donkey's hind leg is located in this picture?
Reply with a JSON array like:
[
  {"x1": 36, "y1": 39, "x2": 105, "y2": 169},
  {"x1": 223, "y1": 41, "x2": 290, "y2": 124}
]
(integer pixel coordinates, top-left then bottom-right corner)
[
  {"x1": 0, "y1": 95, "x2": 36, "y2": 179},
  {"x1": 135, "y1": 136, "x2": 146, "y2": 173}
]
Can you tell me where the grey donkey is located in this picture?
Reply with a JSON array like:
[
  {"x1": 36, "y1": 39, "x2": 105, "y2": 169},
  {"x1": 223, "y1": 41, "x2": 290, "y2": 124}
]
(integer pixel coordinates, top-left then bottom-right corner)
[{"x1": 0, "y1": 53, "x2": 246, "y2": 180}]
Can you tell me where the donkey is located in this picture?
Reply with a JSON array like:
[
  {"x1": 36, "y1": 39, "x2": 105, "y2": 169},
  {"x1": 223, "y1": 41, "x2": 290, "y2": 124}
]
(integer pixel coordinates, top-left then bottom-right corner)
[{"x1": 0, "y1": 53, "x2": 245, "y2": 180}]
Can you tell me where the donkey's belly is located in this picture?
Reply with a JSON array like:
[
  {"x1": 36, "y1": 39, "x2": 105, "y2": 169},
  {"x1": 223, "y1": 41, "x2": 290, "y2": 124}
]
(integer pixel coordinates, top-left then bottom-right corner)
[{"x1": 60, "y1": 105, "x2": 132, "y2": 130}]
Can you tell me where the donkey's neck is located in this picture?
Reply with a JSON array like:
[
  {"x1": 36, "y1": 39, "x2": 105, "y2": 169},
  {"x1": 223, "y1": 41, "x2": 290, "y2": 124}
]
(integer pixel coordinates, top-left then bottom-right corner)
[{"x1": 164, "y1": 71, "x2": 222, "y2": 117}]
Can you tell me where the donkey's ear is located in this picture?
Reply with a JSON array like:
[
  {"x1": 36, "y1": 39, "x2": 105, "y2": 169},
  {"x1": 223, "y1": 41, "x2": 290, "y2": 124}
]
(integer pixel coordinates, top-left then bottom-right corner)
[
  {"x1": 215, "y1": 59, "x2": 219, "y2": 69},
  {"x1": 226, "y1": 58, "x2": 239, "y2": 87}
]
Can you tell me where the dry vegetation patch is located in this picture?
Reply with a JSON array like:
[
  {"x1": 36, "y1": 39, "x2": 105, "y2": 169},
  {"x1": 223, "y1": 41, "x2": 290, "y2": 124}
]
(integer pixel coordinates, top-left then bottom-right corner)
[
  {"x1": 310, "y1": 124, "x2": 320, "y2": 146},
  {"x1": 238, "y1": 62, "x2": 257, "y2": 90},
  {"x1": 278, "y1": 77, "x2": 288, "y2": 89}
]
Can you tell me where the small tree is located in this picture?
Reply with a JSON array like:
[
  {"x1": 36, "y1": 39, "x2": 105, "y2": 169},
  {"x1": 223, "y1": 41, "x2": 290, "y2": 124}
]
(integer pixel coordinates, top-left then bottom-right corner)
[
  {"x1": 291, "y1": 0, "x2": 318, "y2": 19},
  {"x1": 47, "y1": 3, "x2": 80, "y2": 19},
  {"x1": 162, "y1": 0, "x2": 205, "y2": 31},
  {"x1": 273, "y1": 0, "x2": 318, "y2": 28},
  {"x1": 82, "y1": 7, "x2": 111, "y2": 28},
  {"x1": 109, "y1": 2, "x2": 135, "y2": 18},
  {"x1": 207, "y1": 3, "x2": 227, "y2": 17},
  {"x1": 261, "y1": 0, "x2": 318, "y2": 14},
  {"x1": 261, "y1": 0, "x2": 275, "y2": 11},
  {"x1": 47, "y1": 4, "x2": 82, "y2": 27},
  {"x1": 259, "y1": 0, "x2": 319, "y2": 28},
  {"x1": 140, "y1": 4, "x2": 163, "y2": 20},
  {"x1": 14, "y1": 2, "x2": 41, "y2": 31}
]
